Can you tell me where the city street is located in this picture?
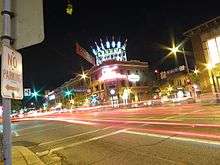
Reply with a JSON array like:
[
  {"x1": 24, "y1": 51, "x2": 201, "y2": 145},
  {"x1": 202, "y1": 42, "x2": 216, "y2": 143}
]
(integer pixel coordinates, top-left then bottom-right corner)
[
  {"x1": 0, "y1": 1, "x2": 219, "y2": 164},
  {"x1": 11, "y1": 103, "x2": 220, "y2": 164}
]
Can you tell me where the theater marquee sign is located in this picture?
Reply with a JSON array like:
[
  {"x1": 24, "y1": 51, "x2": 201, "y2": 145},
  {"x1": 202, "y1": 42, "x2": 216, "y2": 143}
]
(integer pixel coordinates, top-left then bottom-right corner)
[{"x1": 1, "y1": 45, "x2": 23, "y2": 99}]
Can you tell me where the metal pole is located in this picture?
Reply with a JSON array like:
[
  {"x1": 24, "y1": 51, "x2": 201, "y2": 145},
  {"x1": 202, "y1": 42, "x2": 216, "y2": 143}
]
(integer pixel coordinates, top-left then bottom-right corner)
[
  {"x1": 182, "y1": 47, "x2": 189, "y2": 74},
  {"x1": 211, "y1": 70, "x2": 220, "y2": 103},
  {"x1": 2, "y1": 0, "x2": 12, "y2": 164}
]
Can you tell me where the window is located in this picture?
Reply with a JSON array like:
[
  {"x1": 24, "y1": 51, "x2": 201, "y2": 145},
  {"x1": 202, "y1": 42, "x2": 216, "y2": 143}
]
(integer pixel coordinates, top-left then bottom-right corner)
[
  {"x1": 207, "y1": 37, "x2": 220, "y2": 65},
  {"x1": 127, "y1": 70, "x2": 130, "y2": 75}
]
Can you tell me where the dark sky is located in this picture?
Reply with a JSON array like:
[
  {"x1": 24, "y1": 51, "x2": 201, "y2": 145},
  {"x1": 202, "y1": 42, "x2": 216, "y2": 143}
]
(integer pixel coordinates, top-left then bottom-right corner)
[{"x1": 20, "y1": 0, "x2": 220, "y2": 91}]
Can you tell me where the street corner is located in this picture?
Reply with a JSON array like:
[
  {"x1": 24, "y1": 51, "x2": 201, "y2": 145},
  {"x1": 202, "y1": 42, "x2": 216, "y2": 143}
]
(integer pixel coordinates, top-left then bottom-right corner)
[{"x1": 11, "y1": 146, "x2": 45, "y2": 165}]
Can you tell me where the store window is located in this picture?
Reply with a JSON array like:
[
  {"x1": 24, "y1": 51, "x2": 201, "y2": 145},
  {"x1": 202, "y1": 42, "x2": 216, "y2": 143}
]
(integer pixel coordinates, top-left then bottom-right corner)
[{"x1": 207, "y1": 36, "x2": 220, "y2": 65}]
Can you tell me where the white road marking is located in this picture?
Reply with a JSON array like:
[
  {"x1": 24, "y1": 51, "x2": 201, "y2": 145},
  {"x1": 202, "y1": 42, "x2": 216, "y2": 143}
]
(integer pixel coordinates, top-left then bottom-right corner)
[
  {"x1": 13, "y1": 123, "x2": 47, "y2": 132},
  {"x1": 36, "y1": 129, "x2": 125, "y2": 155},
  {"x1": 49, "y1": 129, "x2": 124, "y2": 153},
  {"x1": 17, "y1": 117, "x2": 96, "y2": 125},
  {"x1": 122, "y1": 130, "x2": 220, "y2": 146},
  {"x1": 38, "y1": 126, "x2": 113, "y2": 146},
  {"x1": 17, "y1": 124, "x2": 74, "y2": 137}
]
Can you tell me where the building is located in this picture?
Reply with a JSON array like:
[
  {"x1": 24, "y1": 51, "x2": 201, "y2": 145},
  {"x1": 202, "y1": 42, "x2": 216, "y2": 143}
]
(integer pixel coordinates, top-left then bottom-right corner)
[
  {"x1": 47, "y1": 38, "x2": 153, "y2": 108},
  {"x1": 47, "y1": 73, "x2": 89, "y2": 108},
  {"x1": 88, "y1": 60, "x2": 151, "y2": 106},
  {"x1": 159, "y1": 65, "x2": 193, "y2": 99},
  {"x1": 184, "y1": 16, "x2": 220, "y2": 94},
  {"x1": 88, "y1": 38, "x2": 152, "y2": 106}
]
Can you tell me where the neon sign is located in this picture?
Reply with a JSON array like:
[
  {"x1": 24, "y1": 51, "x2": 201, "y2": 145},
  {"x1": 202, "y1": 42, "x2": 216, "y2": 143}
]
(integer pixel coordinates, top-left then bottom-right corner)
[
  {"x1": 99, "y1": 66, "x2": 126, "y2": 81},
  {"x1": 99, "y1": 67, "x2": 141, "y2": 82},
  {"x1": 92, "y1": 38, "x2": 127, "y2": 66}
]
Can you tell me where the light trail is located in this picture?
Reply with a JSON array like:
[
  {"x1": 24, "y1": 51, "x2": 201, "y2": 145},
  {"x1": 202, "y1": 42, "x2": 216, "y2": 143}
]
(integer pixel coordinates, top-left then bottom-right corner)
[
  {"x1": 125, "y1": 128, "x2": 220, "y2": 141},
  {"x1": 122, "y1": 130, "x2": 220, "y2": 146},
  {"x1": 15, "y1": 117, "x2": 97, "y2": 125},
  {"x1": 81, "y1": 118, "x2": 220, "y2": 129}
]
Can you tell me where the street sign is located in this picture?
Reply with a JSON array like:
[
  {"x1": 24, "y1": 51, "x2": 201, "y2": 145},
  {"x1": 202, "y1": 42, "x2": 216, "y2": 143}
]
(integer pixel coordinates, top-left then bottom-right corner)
[
  {"x1": 1, "y1": 45, "x2": 23, "y2": 99},
  {"x1": 76, "y1": 43, "x2": 96, "y2": 65},
  {"x1": 24, "y1": 88, "x2": 31, "y2": 97},
  {"x1": 0, "y1": 0, "x2": 44, "y2": 50}
]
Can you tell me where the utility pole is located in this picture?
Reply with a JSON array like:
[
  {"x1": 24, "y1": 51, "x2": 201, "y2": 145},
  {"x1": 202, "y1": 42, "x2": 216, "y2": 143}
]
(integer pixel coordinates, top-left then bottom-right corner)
[
  {"x1": 182, "y1": 46, "x2": 190, "y2": 74},
  {"x1": 1, "y1": 0, "x2": 12, "y2": 164}
]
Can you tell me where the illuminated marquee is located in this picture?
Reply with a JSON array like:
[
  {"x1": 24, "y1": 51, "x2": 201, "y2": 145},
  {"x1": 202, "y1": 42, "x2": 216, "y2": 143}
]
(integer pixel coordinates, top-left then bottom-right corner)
[
  {"x1": 99, "y1": 66, "x2": 140, "y2": 82},
  {"x1": 99, "y1": 66, "x2": 126, "y2": 81},
  {"x1": 91, "y1": 38, "x2": 127, "y2": 66}
]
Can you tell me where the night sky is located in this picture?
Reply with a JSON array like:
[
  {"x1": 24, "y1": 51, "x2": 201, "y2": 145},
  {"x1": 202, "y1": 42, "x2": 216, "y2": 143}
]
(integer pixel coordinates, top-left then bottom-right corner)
[{"x1": 20, "y1": 0, "x2": 219, "y2": 91}]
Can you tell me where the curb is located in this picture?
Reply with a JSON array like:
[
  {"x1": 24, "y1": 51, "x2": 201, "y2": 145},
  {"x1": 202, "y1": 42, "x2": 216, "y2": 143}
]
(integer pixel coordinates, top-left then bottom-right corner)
[{"x1": 11, "y1": 146, "x2": 45, "y2": 165}]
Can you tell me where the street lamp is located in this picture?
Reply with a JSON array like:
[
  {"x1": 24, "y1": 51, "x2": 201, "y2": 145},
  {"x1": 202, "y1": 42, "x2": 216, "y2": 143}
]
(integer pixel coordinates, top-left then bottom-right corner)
[
  {"x1": 169, "y1": 42, "x2": 190, "y2": 74},
  {"x1": 80, "y1": 71, "x2": 88, "y2": 80},
  {"x1": 193, "y1": 68, "x2": 200, "y2": 75},
  {"x1": 64, "y1": 90, "x2": 72, "y2": 98},
  {"x1": 206, "y1": 63, "x2": 220, "y2": 103},
  {"x1": 31, "y1": 90, "x2": 40, "y2": 103}
]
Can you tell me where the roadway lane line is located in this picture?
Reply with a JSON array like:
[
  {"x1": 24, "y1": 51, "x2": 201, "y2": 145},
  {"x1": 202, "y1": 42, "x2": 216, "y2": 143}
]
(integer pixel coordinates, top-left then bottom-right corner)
[
  {"x1": 49, "y1": 129, "x2": 125, "y2": 153},
  {"x1": 13, "y1": 123, "x2": 48, "y2": 132},
  {"x1": 36, "y1": 129, "x2": 125, "y2": 156},
  {"x1": 122, "y1": 130, "x2": 220, "y2": 146},
  {"x1": 16, "y1": 124, "x2": 74, "y2": 137},
  {"x1": 38, "y1": 126, "x2": 113, "y2": 146},
  {"x1": 16, "y1": 117, "x2": 97, "y2": 125}
]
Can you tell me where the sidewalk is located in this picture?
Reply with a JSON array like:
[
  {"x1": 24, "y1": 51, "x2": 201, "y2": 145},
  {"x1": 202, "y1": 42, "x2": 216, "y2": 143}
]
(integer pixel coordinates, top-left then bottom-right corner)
[{"x1": 0, "y1": 146, "x2": 45, "y2": 165}]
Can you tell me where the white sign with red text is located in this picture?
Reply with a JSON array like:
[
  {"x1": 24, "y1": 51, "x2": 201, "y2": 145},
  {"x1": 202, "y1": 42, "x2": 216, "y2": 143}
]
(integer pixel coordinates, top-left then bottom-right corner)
[{"x1": 1, "y1": 45, "x2": 23, "y2": 99}]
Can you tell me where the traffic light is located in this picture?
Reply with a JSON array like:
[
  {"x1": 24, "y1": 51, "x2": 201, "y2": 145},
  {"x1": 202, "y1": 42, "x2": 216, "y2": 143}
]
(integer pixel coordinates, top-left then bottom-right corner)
[
  {"x1": 66, "y1": 0, "x2": 73, "y2": 15},
  {"x1": 66, "y1": 3, "x2": 73, "y2": 15}
]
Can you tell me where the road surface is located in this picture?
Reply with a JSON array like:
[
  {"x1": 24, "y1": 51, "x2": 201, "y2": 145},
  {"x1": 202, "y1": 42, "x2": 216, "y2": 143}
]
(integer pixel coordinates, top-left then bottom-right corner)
[{"x1": 10, "y1": 103, "x2": 220, "y2": 164}]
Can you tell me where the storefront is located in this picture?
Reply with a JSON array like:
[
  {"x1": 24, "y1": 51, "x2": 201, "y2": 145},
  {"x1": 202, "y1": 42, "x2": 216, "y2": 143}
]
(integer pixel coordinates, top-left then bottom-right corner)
[{"x1": 184, "y1": 16, "x2": 220, "y2": 94}]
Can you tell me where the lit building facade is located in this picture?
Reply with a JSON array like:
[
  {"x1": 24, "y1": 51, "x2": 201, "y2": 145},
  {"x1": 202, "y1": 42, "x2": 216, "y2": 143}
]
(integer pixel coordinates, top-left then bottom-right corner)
[
  {"x1": 48, "y1": 37, "x2": 153, "y2": 108},
  {"x1": 88, "y1": 60, "x2": 151, "y2": 105},
  {"x1": 184, "y1": 16, "x2": 220, "y2": 94},
  {"x1": 47, "y1": 74, "x2": 89, "y2": 108},
  {"x1": 159, "y1": 65, "x2": 193, "y2": 98}
]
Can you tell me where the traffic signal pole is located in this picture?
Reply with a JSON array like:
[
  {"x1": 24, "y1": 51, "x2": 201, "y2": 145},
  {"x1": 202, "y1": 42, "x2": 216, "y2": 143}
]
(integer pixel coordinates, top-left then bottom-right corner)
[{"x1": 1, "y1": 0, "x2": 12, "y2": 164}]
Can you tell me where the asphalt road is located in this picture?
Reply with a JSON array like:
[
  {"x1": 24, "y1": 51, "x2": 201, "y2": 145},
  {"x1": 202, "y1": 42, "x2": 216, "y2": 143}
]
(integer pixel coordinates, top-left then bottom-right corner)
[{"x1": 11, "y1": 104, "x2": 220, "y2": 165}]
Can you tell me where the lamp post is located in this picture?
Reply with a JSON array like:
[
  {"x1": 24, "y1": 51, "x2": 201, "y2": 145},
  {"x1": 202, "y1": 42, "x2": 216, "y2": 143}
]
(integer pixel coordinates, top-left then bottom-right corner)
[
  {"x1": 182, "y1": 47, "x2": 190, "y2": 74},
  {"x1": 207, "y1": 64, "x2": 220, "y2": 103},
  {"x1": 169, "y1": 42, "x2": 189, "y2": 74}
]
